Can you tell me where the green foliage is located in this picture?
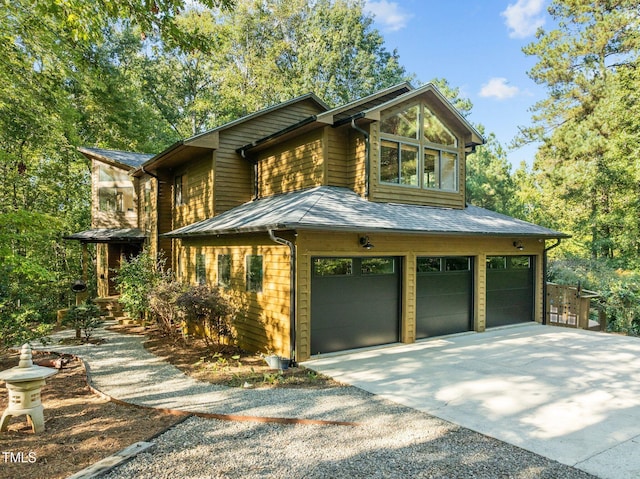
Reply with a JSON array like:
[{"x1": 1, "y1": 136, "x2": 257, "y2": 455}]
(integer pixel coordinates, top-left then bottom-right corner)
[
  {"x1": 64, "y1": 302, "x2": 103, "y2": 342},
  {"x1": 548, "y1": 258, "x2": 640, "y2": 335},
  {"x1": 176, "y1": 284, "x2": 236, "y2": 347},
  {"x1": 517, "y1": 0, "x2": 640, "y2": 262},
  {"x1": 148, "y1": 280, "x2": 188, "y2": 338},
  {"x1": 114, "y1": 250, "x2": 168, "y2": 319},
  {"x1": 466, "y1": 130, "x2": 517, "y2": 215}
]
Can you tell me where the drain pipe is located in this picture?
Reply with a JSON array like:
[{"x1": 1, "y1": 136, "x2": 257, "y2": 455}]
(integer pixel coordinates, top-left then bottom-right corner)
[
  {"x1": 542, "y1": 238, "x2": 562, "y2": 325},
  {"x1": 268, "y1": 229, "x2": 297, "y2": 366},
  {"x1": 350, "y1": 116, "x2": 370, "y2": 198}
]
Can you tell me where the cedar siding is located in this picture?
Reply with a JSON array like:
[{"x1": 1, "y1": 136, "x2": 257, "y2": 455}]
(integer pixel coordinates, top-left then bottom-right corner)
[{"x1": 179, "y1": 234, "x2": 292, "y2": 357}]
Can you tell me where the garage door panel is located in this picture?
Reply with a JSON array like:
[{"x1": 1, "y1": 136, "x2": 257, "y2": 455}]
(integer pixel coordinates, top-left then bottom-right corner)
[
  {"x1": 416, "y1": 257, "x2": 472, "y2": 339},
  {"x1": 311, "y1": 257, "x2": 400, "y2": 354},
  {"x1": 486, "y1": 256, "x2": 534, "y2": 328}
]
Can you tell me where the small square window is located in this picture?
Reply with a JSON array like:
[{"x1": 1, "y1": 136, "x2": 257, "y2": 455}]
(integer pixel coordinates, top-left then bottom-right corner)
[
  {"x1": 417, "y1": 257, "x2": 441, "y2": 273},
  {"x1": 246, "y1": 255, "x2": 263, "y2": 292}
]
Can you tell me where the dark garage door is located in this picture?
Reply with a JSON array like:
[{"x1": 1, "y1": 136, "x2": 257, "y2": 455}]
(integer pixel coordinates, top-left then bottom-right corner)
[
  {"x1": 416, "y1": 256, "x2": 473, "y2": 339},
  {"x1": 311, "y1": 257, "x2": 400, "y2": 354},
  {"x1": 486, "y1": 256, "x2": 534, "y2": 328}
]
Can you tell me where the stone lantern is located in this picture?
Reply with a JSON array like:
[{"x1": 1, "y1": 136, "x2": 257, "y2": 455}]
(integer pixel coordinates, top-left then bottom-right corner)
[{"x1": 0, "y1": 344, "x2": 58, "y2": 434}]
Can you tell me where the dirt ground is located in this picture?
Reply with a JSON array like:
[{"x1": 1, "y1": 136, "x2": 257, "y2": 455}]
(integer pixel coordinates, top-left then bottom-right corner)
[
  {"x1": 0, "y1": 350, "x2": 181, "y2": 479},
  {"x1": 0, "y1": 325, "x2": 337, "y2": 479}
]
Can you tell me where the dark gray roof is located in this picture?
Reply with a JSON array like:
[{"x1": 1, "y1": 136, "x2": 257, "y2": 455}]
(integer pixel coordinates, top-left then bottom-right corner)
[
  {"x1": 78, "y1": 147, "x2": 154, "y2": 168},
  {"x1": 64, "y1": 228, "x2": 146, "y2": 243},
  {"x1": 165, "y1": 186, "x2": 567, "y2": 239}
]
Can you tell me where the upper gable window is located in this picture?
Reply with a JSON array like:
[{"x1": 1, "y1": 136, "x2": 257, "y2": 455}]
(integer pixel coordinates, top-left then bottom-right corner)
[{"x1": 379, "y1": 102, "x2": 459, "y2": 192}]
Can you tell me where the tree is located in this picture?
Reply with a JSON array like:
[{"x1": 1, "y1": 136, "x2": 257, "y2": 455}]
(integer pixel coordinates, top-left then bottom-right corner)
[
  {"x1": 519, "y1": 0, "x2": 640, "y2": 262},
  {"x1": 466, "y1": 130, "x2": 517, "y2": 215}
]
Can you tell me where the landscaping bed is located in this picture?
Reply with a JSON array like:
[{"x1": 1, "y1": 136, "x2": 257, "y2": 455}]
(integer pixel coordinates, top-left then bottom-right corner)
[{"x1": 0, "y1": 350, "x2": 181, "y2": 479}]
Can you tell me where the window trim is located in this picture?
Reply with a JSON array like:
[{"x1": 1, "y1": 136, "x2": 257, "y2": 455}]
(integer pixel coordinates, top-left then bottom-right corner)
[
  {"x1": 217, "y1": 254, "x2": 232, "y2": 288},
  {"x1": 379, "y1": 102, "x2": 459, "y2": 192},
  {"x1": 245, "y1": 254, "x2": 263, "y2": 293}
]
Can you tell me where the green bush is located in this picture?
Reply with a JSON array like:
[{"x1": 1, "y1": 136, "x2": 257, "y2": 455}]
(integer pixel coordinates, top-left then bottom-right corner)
[
  {"x1": 148, "y1": 280, "x2": 187, "y2": 339},
  {"x1": 114, "y1": 250, "x2": 168, "y2": 319},
  {"x1": 175, "y1": 284, "x2": 236, "y2": 347},
  {"x1": 64, "y1": 302, "x2": 103, "y2": 342},
  {"x1": 549, "y1": 257, "x2": 640, "y2": 335}
]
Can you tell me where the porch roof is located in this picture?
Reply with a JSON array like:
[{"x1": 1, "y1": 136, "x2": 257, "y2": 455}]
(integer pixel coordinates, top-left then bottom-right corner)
[
  {"x1": 64, "y1": 228, "x2": 147, "y2": 243},
  {"x1": 164, "y1": 186, "x2": 568, "y2": 239}
]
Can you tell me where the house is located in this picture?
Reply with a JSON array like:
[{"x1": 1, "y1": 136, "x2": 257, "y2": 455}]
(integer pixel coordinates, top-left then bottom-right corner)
[{"x1": 66, "y1": 82, "x2": 567, "y2": 362}]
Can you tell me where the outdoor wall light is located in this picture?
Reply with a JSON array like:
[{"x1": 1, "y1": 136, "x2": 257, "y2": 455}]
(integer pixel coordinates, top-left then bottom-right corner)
[
  {"x1": 513, "y1": 240, "x2": 524, "y2": 251},
  {"x1": 359, "y1": 236, "x2": 374, "y2": 250}
]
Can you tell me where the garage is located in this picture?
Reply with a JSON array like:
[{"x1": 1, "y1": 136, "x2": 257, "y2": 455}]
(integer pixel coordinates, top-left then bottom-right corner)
[
  {"x1": 310, "y1": 256, "x2": 400, "y2": 354},
  {"x1": 415, "y1": 256, "x2": 473, "y2": 338},
  {"x1": 486, "y1": 255, "x2": 535, "y2": 328}
]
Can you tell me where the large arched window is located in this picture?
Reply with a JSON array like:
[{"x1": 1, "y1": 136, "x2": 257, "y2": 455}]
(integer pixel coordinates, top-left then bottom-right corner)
[{"x1": 379, "y1": 103, "x2": 459, "y2": 191}]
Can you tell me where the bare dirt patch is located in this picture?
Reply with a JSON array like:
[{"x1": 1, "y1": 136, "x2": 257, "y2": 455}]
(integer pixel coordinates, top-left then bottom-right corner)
[
  {"x1": 0, "y1": 351, "x2": 181, "y2": 479},
  {"x1": 108, "y1": 323, "x2": 340, "y2": 389}
]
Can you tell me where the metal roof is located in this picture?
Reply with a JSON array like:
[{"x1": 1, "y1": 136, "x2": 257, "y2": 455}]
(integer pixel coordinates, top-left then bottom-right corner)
[
  {"x1": 63, "y1": 228, "x2": 147, "y2": 243},
  {"x1": 77, "y1": 147, "x2": 154, "y2": 169},
  {"x1": 164, "y1": 186, "x2": 567, "y2": 239}
]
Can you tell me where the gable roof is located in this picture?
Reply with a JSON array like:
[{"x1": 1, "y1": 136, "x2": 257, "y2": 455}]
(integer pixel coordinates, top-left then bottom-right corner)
[
  {"x1": 164, "y1": 186, "x2": 567, "y2": 239},
  {"x1": 78, "y1": 147, "x2": 154, "y2": 170},
  {"x1": 132, "y1": 93, "x2": 329, "y2": 176}
]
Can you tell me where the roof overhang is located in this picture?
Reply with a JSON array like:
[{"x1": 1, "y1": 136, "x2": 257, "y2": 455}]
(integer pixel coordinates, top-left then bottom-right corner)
[{"x1": 63, "y1": 228, "x2": 147, "y2": 243}]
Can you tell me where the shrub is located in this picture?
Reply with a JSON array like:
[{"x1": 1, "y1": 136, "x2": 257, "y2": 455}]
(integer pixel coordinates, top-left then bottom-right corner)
[
  {"x1": 148, "y1": 280, "x2": 187, "y2": 339},
  {"x1": 549, "y1": 257, "x2": 640, "y2": 335},
  {"x1": 175, "y1": 284, "x2": 236, "y2": 347},
  {"x1": 114, "y1": 250, "x2": 168, "y2": 319},
  {"x1": 64, "y1": 302, "x2": 103, "y2": 342}
]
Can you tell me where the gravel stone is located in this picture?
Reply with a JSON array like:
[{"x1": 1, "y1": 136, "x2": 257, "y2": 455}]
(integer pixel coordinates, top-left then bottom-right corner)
[{"x1": 41, "y1": 325, "x2": 598, "y2": 479}]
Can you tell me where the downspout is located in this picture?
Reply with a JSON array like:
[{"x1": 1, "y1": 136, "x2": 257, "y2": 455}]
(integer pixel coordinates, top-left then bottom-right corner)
[
  {"x1": 350, "y1": 116, "x2": 370, "y2": 198},
  {"x1": 268, "y1": 229, "x2": 297, "y2": 365},
  {"x1": 542, "y1": 239, "x2": 562, "y2": 325}
]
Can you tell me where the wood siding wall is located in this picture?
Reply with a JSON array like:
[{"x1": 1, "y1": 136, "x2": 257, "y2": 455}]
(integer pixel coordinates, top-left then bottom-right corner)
[
  {"x1": 215, "y1": 99, "x2": 324, "y2": 213},
  {"x1": 177, "y1": 235, "x2": 292, "y2": 357},
  {"x1": 173, "y1": 152, "x2": 215, "y2": 230},
  {"x1": 295, "y1": 231, "x2": 545, "y2": 361},
  {"x1": 257, "y1": 129, "x2": 325, "y2": 197}
]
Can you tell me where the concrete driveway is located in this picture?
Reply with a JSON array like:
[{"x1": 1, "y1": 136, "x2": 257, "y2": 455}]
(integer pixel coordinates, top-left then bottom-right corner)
[{"x1": 304, "y1": 323, "x2": 640, "y2": 479}]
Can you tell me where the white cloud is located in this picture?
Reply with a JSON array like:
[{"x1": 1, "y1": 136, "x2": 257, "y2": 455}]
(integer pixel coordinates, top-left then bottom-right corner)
[
  {"x1": 501, "y1": 0, "x2": 546, "y2": 38},
  {"x1": 364, "y1": 0, "x2": 413, "y2": 32},
  {"x1": 479, "y1": 78, "x2": 520, "y2": 100}
]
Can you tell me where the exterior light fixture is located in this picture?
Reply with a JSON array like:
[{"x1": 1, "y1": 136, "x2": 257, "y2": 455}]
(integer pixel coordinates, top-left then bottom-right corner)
[
  {"x1": 513, "y1": 241, "x2": 524, "y2": 251},
  {"x1": 359, "y1": 236, "x2": 374, "y2": 250}
]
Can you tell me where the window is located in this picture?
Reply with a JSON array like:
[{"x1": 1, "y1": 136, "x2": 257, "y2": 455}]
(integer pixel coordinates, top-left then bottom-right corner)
[
  {"x1": 174, "y1": 175, "x2": 184, "y2": 206},
  {"x1": 417, "y1": 257, "x2": 470, "y2": 273},
  {"x1": 380, "y1": 103, "x2": 458, "y2": 191},
  {"x1": 511, "y1": 256, "x2": 531, "y2": 269},
  {"x1": 218, "y1": 254, "x2": 231, "y2": 287},
  {"x1": 98, "y1": 187, "x2": 134, "y2": 212},
  {"x1": 361, "y1": 257, "x2": 395, "y2": 275},
  {"x1": 314, "y1": 258, "x2": 353, "y2": 276},
  {"x1": 99, "y1": 165, "x2": 129, "y2": 182},
  {"x1": 195, "y1": 253, "x2": 206, "y2": 285},
  {"x1": 246, "y1": 255, "x2": 263, "y2": 292},
  {"x1": 487, "y1": 256, "x2": 507, "y2": 269}
]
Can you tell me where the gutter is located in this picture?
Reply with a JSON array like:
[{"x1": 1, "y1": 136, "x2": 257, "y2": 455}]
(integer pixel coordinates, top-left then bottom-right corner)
[
  {"x1": 268, "y1": 229, "x2": 297, "y2": 366},
  {"x1": 349, "y1": 114, "x2": 370, "y2": 198},
  {"x1": 542, "y1": 239, "x2": 562, "y2": 325}
]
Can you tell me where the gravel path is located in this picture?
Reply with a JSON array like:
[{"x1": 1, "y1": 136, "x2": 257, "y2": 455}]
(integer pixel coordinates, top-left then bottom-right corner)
[{"x1": 41, "y1": 325, "x2": 598, "y2": 478}]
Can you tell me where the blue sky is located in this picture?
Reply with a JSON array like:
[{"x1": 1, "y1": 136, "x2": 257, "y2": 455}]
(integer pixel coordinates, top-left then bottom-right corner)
[{"x1": 363, "y1": 0, "x2": 550, "y2": 168}]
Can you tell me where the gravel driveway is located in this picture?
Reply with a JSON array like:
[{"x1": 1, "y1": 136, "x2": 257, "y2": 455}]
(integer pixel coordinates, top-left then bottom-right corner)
[{"x1": 102, "y1": 391, "x2": 597, "y2": 479}]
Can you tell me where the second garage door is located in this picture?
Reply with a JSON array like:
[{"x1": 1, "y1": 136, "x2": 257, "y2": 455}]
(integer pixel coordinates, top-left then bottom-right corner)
[
  {"x1": 486, "y1": 255, "x2": 535, "y2": 328},
  {"x1": 416, "y1": 256, "x2": 473, "y2": 339},
  {"x1": 310, "y1": 257, "x2": 400, "y2": 355}
]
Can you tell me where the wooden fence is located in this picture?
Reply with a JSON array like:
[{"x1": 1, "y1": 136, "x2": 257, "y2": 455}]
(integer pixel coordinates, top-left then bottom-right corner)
[{"x1": 546, "y1": 283, "x2": 606, "y2": 331}]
